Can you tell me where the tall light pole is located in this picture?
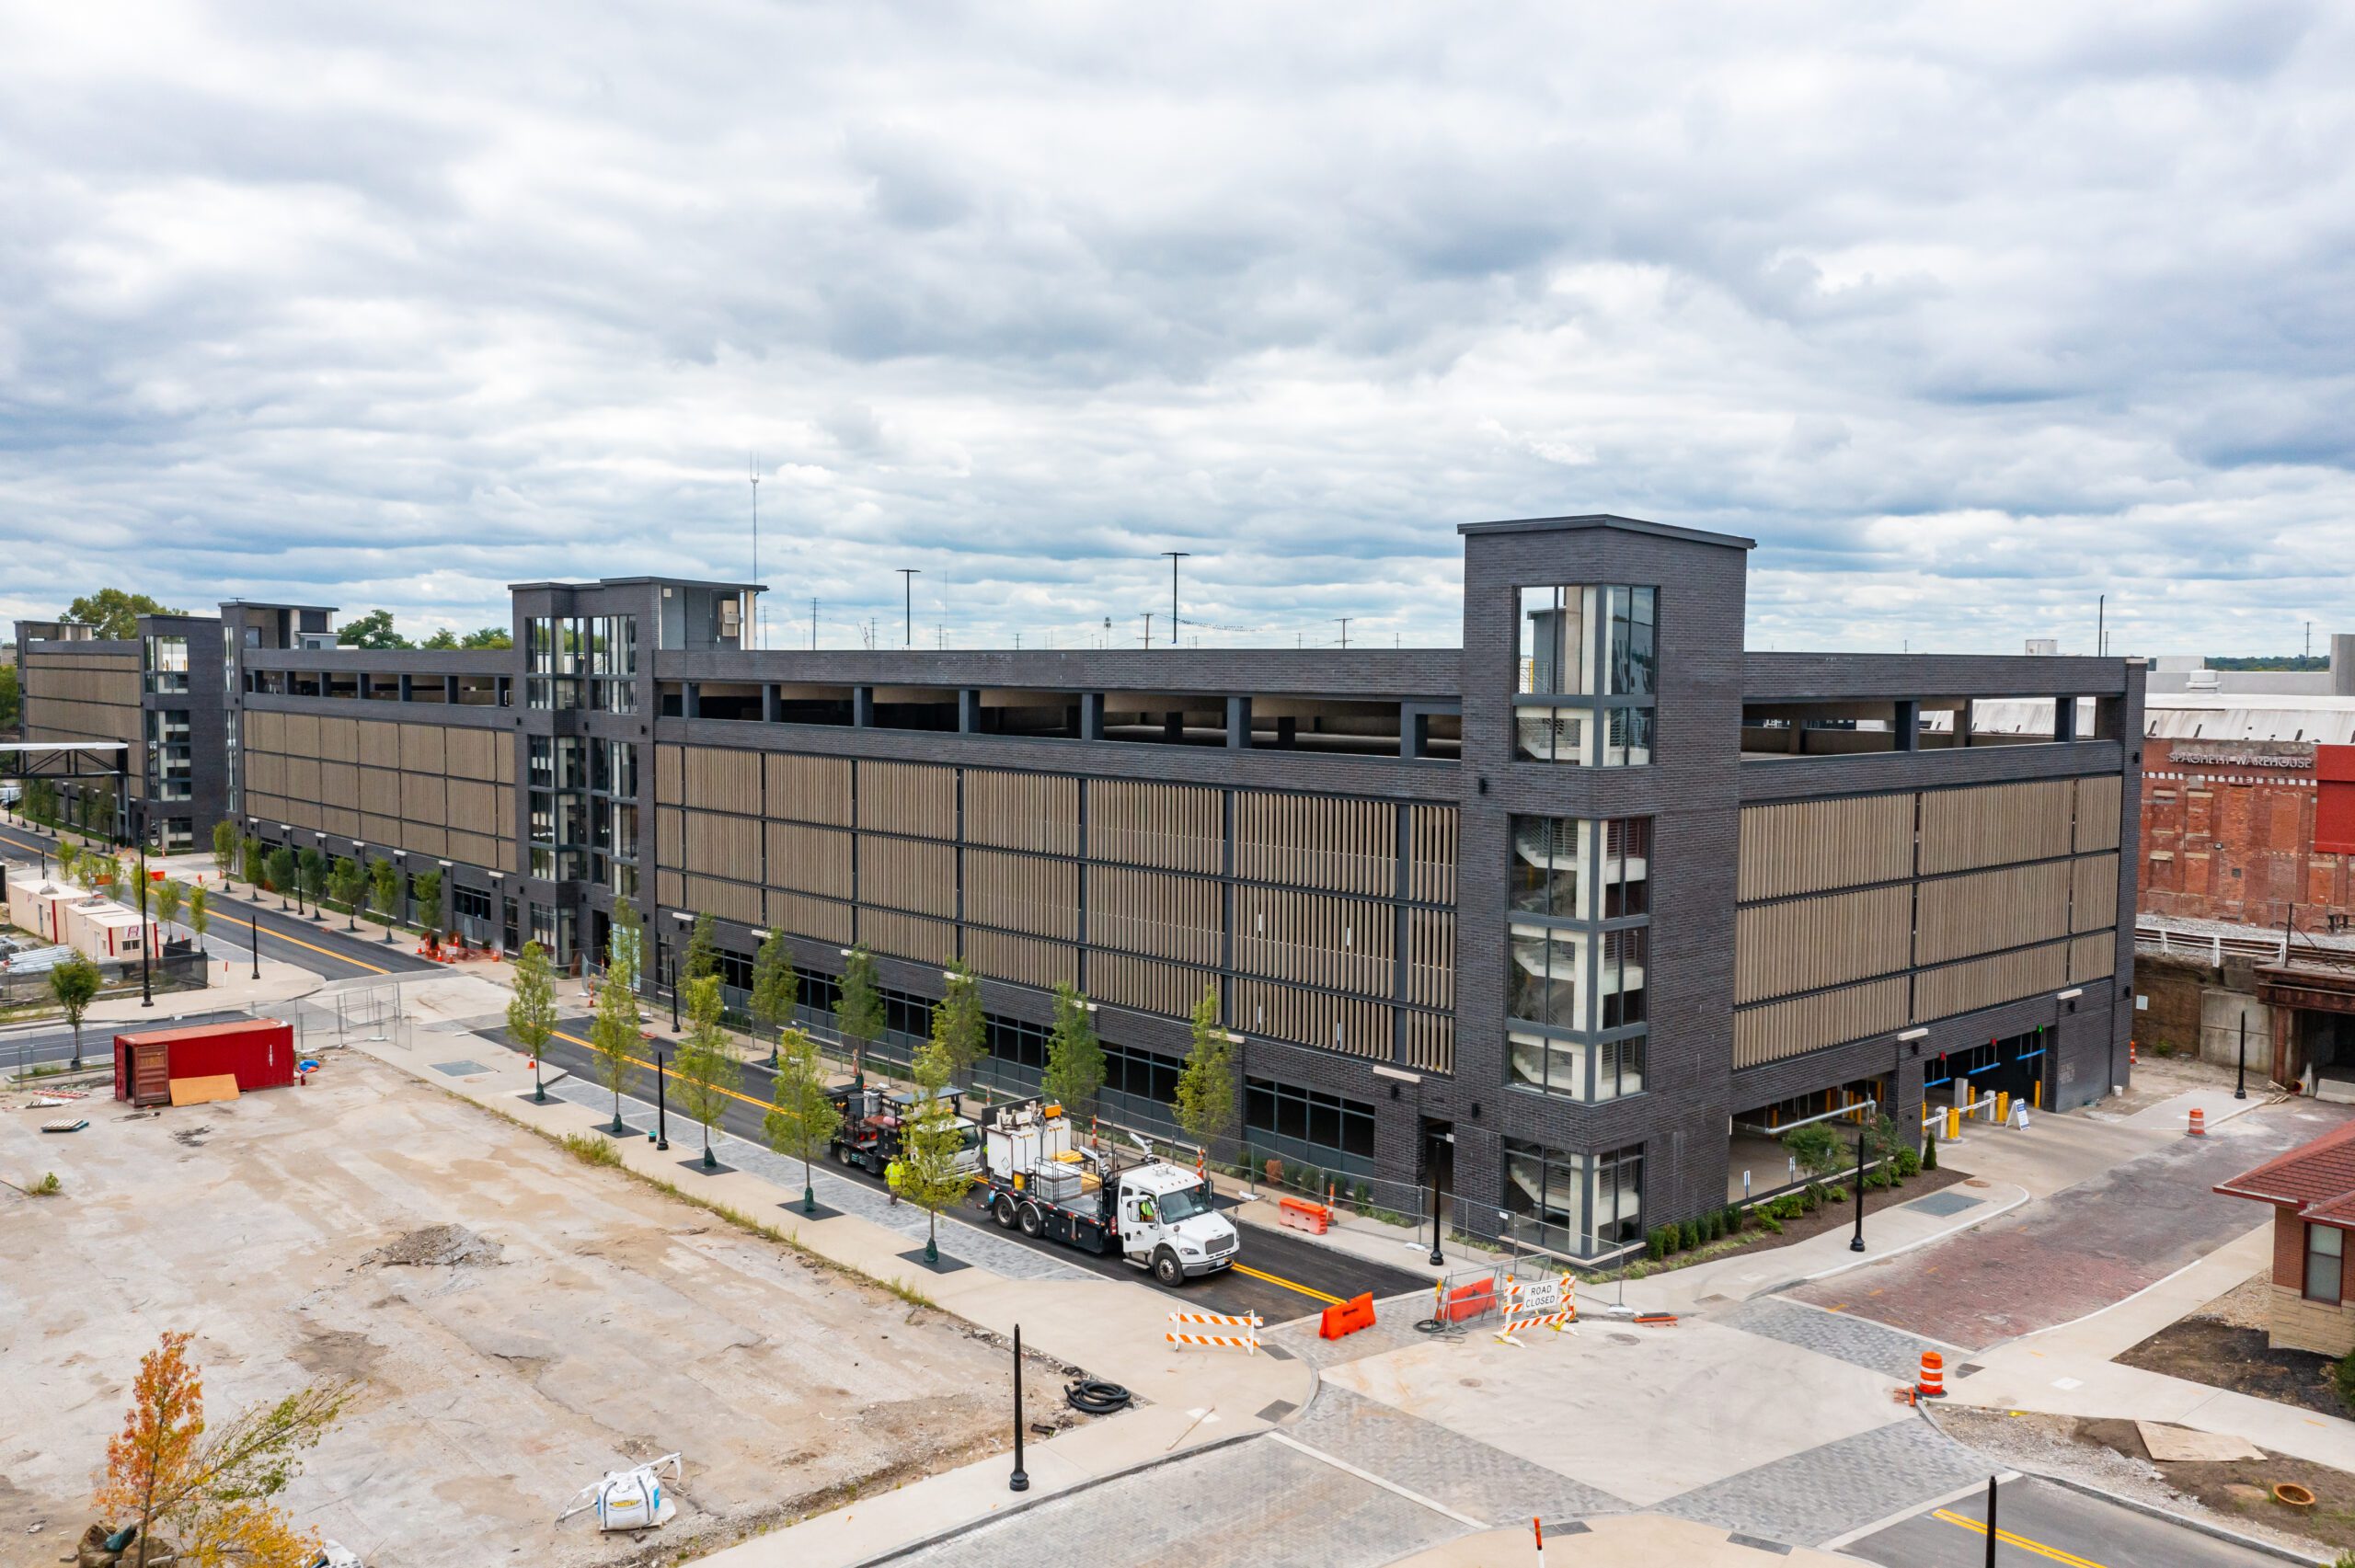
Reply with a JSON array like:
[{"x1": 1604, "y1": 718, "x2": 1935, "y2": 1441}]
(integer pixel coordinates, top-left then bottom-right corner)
[
  {"x1": 135, "y1": 801, "x2": 153, "y2": 1008},
  {"x1": 749, "y1": 452, "x2": 761, "y2": 650},
  {"x1": 2236, "y1": 1012, "x2": 2249, "y2": 1100},
  {"x1": 1160, "y1": 552, "x2": 1189, "y2": 646},
  {"x1": 1850, "y1": 1123, "x2": 1868, "y2": 1253},
  {"x1": 897, "y1": 569, "x2": 920, "y2": 648}
]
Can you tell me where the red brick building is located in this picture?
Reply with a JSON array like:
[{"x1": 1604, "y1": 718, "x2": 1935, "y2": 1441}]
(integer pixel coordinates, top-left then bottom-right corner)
[
  {"x1": 2216, "y1": 1119, "x2": 2355, "y2": 1356},
  {"x1": 2141, "y1": 737, "x2": 2355, "y2": 929}
]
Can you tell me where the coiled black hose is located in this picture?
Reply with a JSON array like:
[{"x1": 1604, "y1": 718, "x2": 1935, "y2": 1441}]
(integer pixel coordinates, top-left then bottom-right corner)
[{"x1": 1065, "y1": 1378, "x2": 1132, "y2": 1414}]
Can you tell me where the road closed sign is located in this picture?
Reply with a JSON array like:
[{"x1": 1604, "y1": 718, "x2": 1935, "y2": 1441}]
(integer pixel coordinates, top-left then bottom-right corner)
[{"x1": 1518, "y1": 1276, "x2": 1571, "y2": 1316}]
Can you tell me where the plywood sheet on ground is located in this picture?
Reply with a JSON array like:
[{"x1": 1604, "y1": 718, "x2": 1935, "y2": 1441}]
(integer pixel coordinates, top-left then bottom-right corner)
[
  {"x1": 2136, "y1": 1420, "x2": 2265, "y2": 1462},
  {"x1": 168, "y1": 1073, "x2": 241, "y2": 1106}
]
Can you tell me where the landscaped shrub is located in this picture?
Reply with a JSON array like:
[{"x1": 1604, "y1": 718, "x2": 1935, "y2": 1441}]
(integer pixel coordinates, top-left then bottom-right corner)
[
  {"x1": 1780, "y1": 1123, "x2": 1846, "y2": 1178},
  {"x1": 1894, "y1": 1146, "x2": 1922, "y2": 1180},
  {"x1": 2336, "y1": 1349, "x2": 2355, "y2": 1416},
  {"x1": 1755, "y1": 1210, "x2": 1784, "y2": 1235},
  {"x1": 1701, "y1": 1210, "x2": 1723, "y2": 1243},
  {"x1": 1647, "y1": 1227, "x2": 1669, "y2": 1261},
  {"x1": 1800, "y1": 1184, "x2": 1822, "y2": 1212},
  {"x1": 1679, "y1": 1219, "x2": 1701, "y2": 1251},
  {"x1": 1922, "y1": 1137, "x2": 1939, "y2": 1172}
]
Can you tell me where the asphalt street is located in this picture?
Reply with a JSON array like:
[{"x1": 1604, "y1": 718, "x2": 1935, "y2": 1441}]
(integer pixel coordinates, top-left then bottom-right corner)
[
  {"x1": 510, "y1": 1017, "x2": 1433, "y2": 1325},
  {"x1": 1844, "y1": 1475, "x2": 2288, "y2": 1568},
  {"x1": 0, "y1": 817, "x2": 443, "y2": 980},
  {"x1": 1, "y1": 1007, "x2": 249, "y2": 1076}
]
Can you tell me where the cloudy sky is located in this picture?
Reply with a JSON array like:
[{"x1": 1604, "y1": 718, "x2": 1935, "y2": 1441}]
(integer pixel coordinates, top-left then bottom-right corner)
[{"x1": 4, "y1": 2, "x2": 2349, "y2": 656}]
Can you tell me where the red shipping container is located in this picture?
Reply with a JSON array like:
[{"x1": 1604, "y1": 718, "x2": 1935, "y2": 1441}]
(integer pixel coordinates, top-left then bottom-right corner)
[{"x1": 112, "y1": 1018, "x2": 297, "y2": 1103}]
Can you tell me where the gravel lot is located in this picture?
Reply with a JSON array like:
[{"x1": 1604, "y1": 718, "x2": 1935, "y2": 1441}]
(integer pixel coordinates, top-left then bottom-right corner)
[{"x1": 0, "y1": 1052, "x2": 1022, "y2": 1567}]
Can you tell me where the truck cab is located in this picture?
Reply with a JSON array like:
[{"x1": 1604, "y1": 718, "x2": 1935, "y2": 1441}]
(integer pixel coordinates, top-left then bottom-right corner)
[{"x1": 1111, "y1": 1160, "x2": 1241, "y2": 1285}]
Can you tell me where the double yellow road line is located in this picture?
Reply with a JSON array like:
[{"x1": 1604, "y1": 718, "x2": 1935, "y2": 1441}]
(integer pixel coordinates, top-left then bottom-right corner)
[{"x1": 1933, "y1": 1506, "x2": 2108, "y2": 1566}]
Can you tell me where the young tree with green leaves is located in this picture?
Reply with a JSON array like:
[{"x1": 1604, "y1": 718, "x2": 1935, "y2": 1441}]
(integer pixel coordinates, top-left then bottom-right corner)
[
  {"x1": 764, "y1": 1026, "x2": 833, "y2": 1215},
  {"x1": 265, "y1": 846, "x2": 296, "y2": 910},
  {"x1": 608, "y1": 895, "x2": 642, "y2": 991},
  {"x1": 411, "y1": 867, "x2": 443, "y2": 933},
  {"x1": 462, "y1": 625, "x2": 513, "y2": 649},
  {"x1": 749, "y1": 930, "x2": 798, "y2": 1068},
  {"x1": 1174, "y1": 985, "x2": 1236, "y2": 1162},
  {"x1": 64, "y1": 588, "x2": 182, "y2": 640},
  {"x1": 335, "y1": 608, "x2": 409, "y2": 649},
  {"x1": 835, "y1": 944, "x2": 885, "y2": 1087},
  {"x1": 152, "y1": 878, "x2": 185, "y2": 942},
  {"x1": 296, "y1": 847, "x2": 327, "y2": 916},
  {"x1": 52, "y1": 954, "x2": 101, "y2": 1070},
  {"x1": 682, "y1": 910, "x2": 718, "y2": 989},
  {"x1": 509, "y1": 940, "x2": 558, "y2": 1103},
  {"x1": 588, "y1": 936, "x2": 643, "y2": 1136},
  {"x1": 1041, "y1": 983, "x2": 1105, "y2": 1122},
  {"x1": 674, "y1": 976, "x2": 741, "y2": 1170},
  {"x1": 899, "y1": 1042, "x2": 974, "y2": 1265},
  {"x1": 239, "y1": 833, "x2": 262, "y2": 891},
  {"x1": 211, "y1": 820, "x2": 236, "y2": 885},
  {"x1": 368, "y1": 857, "x2": 400, "y2": 938},
  {"x1": 327, "y1": 857, "x2": 363, "y2": 931},
  {"x1": 188, "y1": 885, "x2": 209, "y2": 947},
  {"x1": 930, "y1": 957, "x2": 987, "y2": 1087}
]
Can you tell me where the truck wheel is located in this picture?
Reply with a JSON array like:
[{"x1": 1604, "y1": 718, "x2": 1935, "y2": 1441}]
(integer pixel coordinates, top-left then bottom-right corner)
[
  {"x1": 834, "y1": 1143, "x2": 854, "y2": 1167},
  {"x1": 1018, "y1": 1204, "x2": 1045, "y2": 1238},
  {"x1": 994, "y1": 1194, "x2": 1018, "y2": 1229},
  {"x1": 1153, "y1": 1248, "x2": 1185, "y2": 1288}
]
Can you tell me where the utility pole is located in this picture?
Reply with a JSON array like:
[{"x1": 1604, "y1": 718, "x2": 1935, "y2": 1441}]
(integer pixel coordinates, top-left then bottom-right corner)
[
  {"x1": 1334, "y1": 617, "x2": 1351, "y2": 649},
  {"x1": 749, "y1": 452, "x2": 760, "y2": 650},
  {"x1": 1160, "y1": 552, "x2": 1189, "y2": 647},
  {"x1": 810, "y1": 597, "x2": 818, "y2": 651},
  {"x1": 1142, "y1": 612, "x2": 1153, "y2": 648},
  {"x1": 897, "y1": 570, "x2": 920, "y2": 648},
  {"x1": 2097, "y1": 594, "x2": 2105, "y2": 658}
]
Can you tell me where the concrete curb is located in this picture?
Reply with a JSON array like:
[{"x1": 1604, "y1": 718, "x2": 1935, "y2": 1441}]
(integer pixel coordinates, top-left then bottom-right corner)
[
  {"x1": 1793, "y1": 1182, "x2": 2031, "y2": 1287},
  {"x1": 856, "y1": 1426, "x2": 1268, "y2": 1565},
  {"x1": 2017, "y1": 1463, "x2": 2331, "y2": 1565}
]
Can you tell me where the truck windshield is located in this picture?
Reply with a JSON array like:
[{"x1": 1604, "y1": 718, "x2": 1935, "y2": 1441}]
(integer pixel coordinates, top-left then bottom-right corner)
[{"x1": 1152, "y1": 1185, "x2": 1210, "y2": 1224}]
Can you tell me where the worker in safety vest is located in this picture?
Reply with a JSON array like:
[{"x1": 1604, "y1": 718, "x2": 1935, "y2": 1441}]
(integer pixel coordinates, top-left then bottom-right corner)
[{"x1": 885, "y1": 1157, "x2": 903, "y2": 1206}]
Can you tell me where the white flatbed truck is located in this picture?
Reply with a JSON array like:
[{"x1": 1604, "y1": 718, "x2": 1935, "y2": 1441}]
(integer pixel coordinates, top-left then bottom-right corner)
[{"x1": 974, "y1": 1096, "x2": 1240, "y2": 1286}]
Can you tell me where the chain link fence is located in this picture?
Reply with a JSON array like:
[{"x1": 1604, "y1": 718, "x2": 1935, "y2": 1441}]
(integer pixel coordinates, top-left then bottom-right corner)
[{"x1": 291, "y1": 979, "x2": 412, "y2": 1057}]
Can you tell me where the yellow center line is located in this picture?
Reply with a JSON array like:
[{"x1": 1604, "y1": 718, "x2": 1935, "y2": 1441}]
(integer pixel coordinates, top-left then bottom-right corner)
[
  {"x1": 0, "y1": 829, "x2": 53, "y2": 855},
  {"x1": 541, "y1": 1028, "x2": 1354, "y2": 1305},
  {"x1": 1232, "y1": 1263, "x2": 1344, "y2": 1305},
  {"x1": 206, "y1": 910, "x2": 391, "y2": 976},
  {"x1": 1933, "y1": 1507, "x2": 2108, "y2": 1567}
]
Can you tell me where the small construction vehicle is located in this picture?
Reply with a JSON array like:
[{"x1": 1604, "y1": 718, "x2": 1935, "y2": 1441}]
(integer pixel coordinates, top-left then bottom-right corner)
[
  {"x1": 826, "y1": 1082, "x2": 981, "y2": 1176},
  {"x1": 974, "y1": 1096, "x2": 1239, "y2": 1286}
]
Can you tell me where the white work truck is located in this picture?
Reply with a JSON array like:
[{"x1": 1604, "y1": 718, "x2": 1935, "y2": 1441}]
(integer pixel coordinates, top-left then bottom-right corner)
[{"x1": 974, "y1": 1096, "x2": 1240, "y2": 1286}]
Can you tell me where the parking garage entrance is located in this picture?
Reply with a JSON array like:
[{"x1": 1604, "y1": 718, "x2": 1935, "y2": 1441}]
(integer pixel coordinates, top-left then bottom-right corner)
[
  {"x1": 1924, "y1": 1027, "x2": 2051, "y2": 1114},
  {"x1": 1727, "y1": 1076, "x2": 1889, "y2": 1206}
]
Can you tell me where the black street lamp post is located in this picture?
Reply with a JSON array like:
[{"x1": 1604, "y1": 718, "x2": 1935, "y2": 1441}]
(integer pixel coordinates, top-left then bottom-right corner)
[
  {"x1": 2236, "y1": 1013, "x2": 2249, "y2": 1100},
  {"x1": 135, "y1": 805, "x2": 153, "y2": 1008},
  {"x1": 1427, "y1": 1161, "x2": 1445, "y2": 1269},
  {"x1": 248, "y1": 899, "x2": 260, "y2": 980},
  {"x1": 655, "y1": 1049, "x2": 670, "y2": 1150},
  {"x1": 1009, "y1": 1323, "x2": 1029, "y2": 1493},
  {"x1": 1850, "y1": 1123, "x2": 1868, "y2": 1253}
]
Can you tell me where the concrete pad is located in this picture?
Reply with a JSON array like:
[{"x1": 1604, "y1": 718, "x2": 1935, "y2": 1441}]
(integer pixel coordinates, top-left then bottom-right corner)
[
  {"x1": 2137, "y1": 1421, "x2": 2265, "y2": 1461},
  {"x1": 2120, "y1": 1086, "x2": 2276, "y2": 1132},
  {"x1": 1322, "y1": 1317, "x2": 1906, "y2": 1508}
]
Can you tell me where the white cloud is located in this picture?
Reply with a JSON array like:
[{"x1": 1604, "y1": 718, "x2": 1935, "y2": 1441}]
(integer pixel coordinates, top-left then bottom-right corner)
[{"x1": 1, "y1": 0, "x2": 2350, "y2": 657}]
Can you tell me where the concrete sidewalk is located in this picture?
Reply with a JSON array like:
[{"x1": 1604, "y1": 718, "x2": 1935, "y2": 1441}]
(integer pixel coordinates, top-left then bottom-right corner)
[
  {"x1": 1947, "y1": 1221, "x2": 2355, "y2": 1473},
  {"x1": 345, "y1": 1023, "x2": 1314, "y2": 1568}
]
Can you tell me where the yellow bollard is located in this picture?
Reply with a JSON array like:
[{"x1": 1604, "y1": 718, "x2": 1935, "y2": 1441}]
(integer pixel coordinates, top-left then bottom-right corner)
[
  {"x1": 1947, "y1": 1105, "x2": 1961, "y2": 1140},
  {"x1": 2034, "y1": 1079, "x2": 2043, "y2": 1110},
  {"x1": 1996, "y1": 1092, "x2": 2011, "y2": 1125}
]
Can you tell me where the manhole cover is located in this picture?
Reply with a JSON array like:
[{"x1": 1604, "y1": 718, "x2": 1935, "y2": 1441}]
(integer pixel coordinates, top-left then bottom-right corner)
[{"x1": 1608, "y1": 1333, "x2": 1640, "y2": 1345}]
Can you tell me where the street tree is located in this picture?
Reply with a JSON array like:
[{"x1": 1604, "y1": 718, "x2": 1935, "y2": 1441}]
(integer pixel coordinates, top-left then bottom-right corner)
[
  {"x1": 295, "y1": 848, "x2": 327, "y2": 914},
  {"x1": 608, "y1": 895, "x2": 642, "y2": 990},
  {"x1": 327, "y1": 856, "x2": 363, "y2": 931},
  {"x1": 152, "y1": 878, "x2": 185, "y2": 941},
  {"x1": 411, "y1": 867, "x2": 443, "y2": 933},
  {"x1": 930, "y1": 957, "x2": 987, "y2": 1087},
  {"x1": 211, "y1": 820, "x2": 236, "y2": 885},
  {"x1": 0, "y1": 661, "x2": 17, "y2": 731},
  {"x1": 1041, "y1": 983, "x2": 1105, "y2": 1122},
  {"x1": 1174, "y1": 985, "x2": 1236, "y2": 1163},
  {"x1": 264, "y1": 847, "x2": 296, "y2": 910},
  {"x1": 834, "y1": 944, "x2": 884, "y2": 1086},
  {"x1": 749, "y1": 930, "x2": 798, "y2": 1066},
  {"x1": 52, "y1": 954, "x2": 101, "y2": 1070},
  {"x1": 588, "y1": 935, "x2": 643, "y2": 1136},
  {"x1": 899, "y1": 1042, "x2": 973, "y2": 1265},
  {"x1": 682, "y1": 911, "x2": 718, "y2": 988},
  {"x1": 96, "y1": 1328, "x2": 349, "y2": 1568},
  {"x1": 188, "y1": 886, "x2": 209, "y2": 945},
  {"x1": 674, "y1": 976, "x2": 740, "y2": 1170},
  {"x1": 509, "y1": 941, "x2": 557, "y2": 1103},
  {"x1": 368, "y1": 857, "x2": 400, "y2": 935},
  {"x1": 764, "y1": 1026, "x2": 833, "y2": 1215},
  {"x1": 239, "y1": 834, "x2": 262, "y2": 888}
]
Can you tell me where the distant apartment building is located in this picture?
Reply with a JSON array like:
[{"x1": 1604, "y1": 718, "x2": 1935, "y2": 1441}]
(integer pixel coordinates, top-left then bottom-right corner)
[{"x1": 17, "y1": 515, "x2": 2142, "y2": 1260}]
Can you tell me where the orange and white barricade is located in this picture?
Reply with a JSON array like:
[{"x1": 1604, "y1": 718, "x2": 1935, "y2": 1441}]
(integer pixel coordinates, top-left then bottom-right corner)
[
  {"x1": 1166, "y1": 1310, "x2": 1262, "y2": 1354},
  {"x1": 1494, "y1": 1275, "x2": 1577, "y2": 1345}
]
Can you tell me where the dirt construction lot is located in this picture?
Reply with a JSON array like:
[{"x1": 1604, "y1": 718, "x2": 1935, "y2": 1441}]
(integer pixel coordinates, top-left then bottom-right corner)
[{"x1": 0, "y1": 1054, "x2": 1020, "y2": 1567}]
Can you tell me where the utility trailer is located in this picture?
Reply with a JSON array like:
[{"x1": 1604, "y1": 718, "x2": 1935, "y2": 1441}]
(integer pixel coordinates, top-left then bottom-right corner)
[
  {"x1": 974, "y1": 1096, "x2": 1240, "y2": 1287},
  {"x1": 825, "y1": 1083, "x2": 980, "y2": 1176}
]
